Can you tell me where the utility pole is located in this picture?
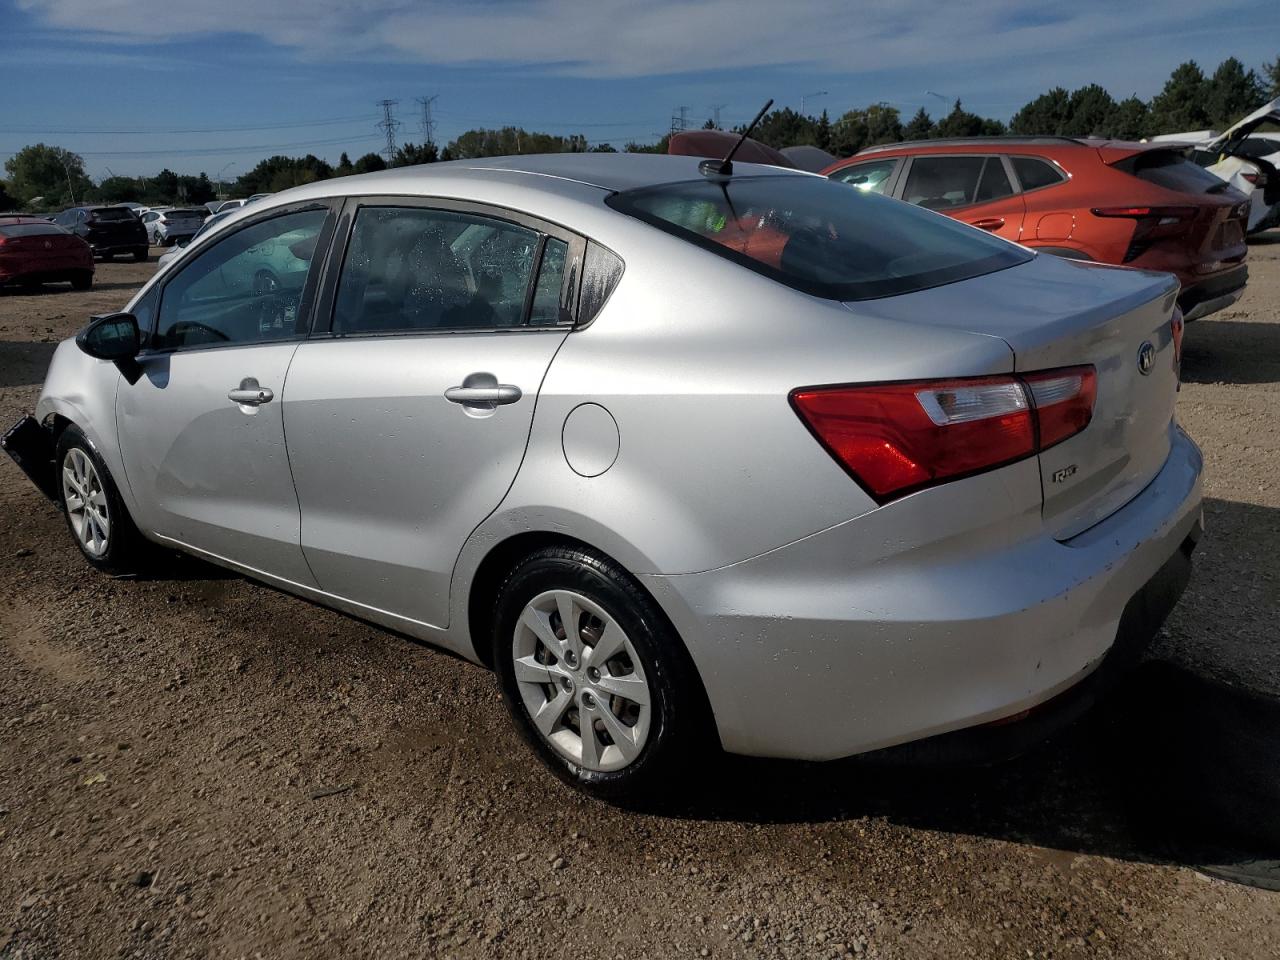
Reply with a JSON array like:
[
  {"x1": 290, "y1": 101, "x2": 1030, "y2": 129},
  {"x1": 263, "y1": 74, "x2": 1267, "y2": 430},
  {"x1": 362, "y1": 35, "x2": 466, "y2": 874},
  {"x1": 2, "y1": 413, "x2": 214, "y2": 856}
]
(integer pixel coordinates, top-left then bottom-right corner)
[
  {"x1": 800, "y1": 90, "x2": 828, "y2": 116},
  {"x1": 415, "y1": 95, "x2": 438, "y2": 147},
  {"x1": 709, "y1": 104, "x2": 727, "y2": 129},
  {"x1": 670, "y1": 106, "x2": 689, "y2": 135},
  {"x1": 376, "y1": 99, "x2": 401, "y2": 165}
]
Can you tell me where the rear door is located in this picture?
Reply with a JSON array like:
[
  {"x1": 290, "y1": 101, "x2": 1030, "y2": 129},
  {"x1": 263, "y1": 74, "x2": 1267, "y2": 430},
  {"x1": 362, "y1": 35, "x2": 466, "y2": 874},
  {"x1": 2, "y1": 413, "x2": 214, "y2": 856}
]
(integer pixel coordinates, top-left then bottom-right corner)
[
  {"x1": 283, "y1": 198, "x2": 583, "y2": 628},
  {"x1": 896, "y1": 154, "x2": 1027, "y2": 242}
]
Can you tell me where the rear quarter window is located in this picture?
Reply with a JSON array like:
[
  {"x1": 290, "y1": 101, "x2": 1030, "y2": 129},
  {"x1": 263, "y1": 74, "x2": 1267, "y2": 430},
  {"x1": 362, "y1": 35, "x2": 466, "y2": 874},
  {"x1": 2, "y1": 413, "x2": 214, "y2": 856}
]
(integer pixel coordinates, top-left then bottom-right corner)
[
  {"x1": 606, "y1": 174, "x2": 1030, "y2": 301},
  {"x1": 1011, "y1": 157, "x2": 1067, "y2": 192}
]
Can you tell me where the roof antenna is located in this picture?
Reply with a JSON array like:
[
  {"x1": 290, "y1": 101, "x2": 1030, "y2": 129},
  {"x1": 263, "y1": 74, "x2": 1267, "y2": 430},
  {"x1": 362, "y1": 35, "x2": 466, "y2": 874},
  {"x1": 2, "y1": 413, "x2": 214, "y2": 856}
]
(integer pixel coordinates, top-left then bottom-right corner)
[{"x1": 699, "y1": 98, "x2": 773, "y2": 178}]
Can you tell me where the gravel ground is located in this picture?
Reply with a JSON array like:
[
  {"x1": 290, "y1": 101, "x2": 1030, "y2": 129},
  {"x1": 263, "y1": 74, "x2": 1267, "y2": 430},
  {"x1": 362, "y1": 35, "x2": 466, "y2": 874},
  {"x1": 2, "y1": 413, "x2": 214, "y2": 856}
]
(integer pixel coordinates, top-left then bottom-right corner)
[{"x1": 1, "y1": 241, "x2": 1278, "y2": 959}]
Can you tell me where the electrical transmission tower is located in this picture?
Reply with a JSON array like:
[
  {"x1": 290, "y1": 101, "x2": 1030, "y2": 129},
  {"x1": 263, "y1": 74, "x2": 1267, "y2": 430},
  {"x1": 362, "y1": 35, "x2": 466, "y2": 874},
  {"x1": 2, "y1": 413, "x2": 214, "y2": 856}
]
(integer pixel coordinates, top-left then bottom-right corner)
[
  {"x1": 376, "y1": 99, "x2": 401, "y2": 164},
  {"x1": 415, "y1": 95, "x2": 438, "y2": 147},
  {"x1": 670, "y1": 105, "x2": 689, "y2": 135},
  {"x1": 710, "y1": 104, "x2": 727, "y2": 129}
]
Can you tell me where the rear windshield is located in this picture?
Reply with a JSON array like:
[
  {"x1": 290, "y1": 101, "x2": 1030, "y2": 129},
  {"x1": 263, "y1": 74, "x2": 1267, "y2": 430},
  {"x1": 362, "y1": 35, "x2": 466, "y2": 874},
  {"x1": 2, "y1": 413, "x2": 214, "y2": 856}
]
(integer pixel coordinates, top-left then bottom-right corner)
[
  {"x1": 0, "y1": 223, "x2": 68, "y2": 238},
  {"x1": 167, "y1": 209, "x2": 206, "y2": 219},
  {"x1": 606, "y1": 175, "x2": 1030, "y2": 300},
  {"x1": 1121, "y1": 150, "x2": 1231, "y2": 195},
  {"x1": 89, "y1": 207, "x2": 138, "y2": 221}
]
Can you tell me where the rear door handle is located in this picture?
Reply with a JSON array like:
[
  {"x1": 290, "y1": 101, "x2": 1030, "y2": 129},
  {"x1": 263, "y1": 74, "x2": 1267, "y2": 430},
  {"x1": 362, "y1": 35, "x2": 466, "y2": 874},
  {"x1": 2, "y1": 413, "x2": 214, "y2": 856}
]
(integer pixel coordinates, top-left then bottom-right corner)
[
  {"x1": 445, "y1": 372, "x2": 522, "y2": 410},
  {"x1": 970, "y1": 217, "x2": 1005, "y2": 231},
  {"x1": 228, "y1": 378, "x2": 274, "y2": 406}
]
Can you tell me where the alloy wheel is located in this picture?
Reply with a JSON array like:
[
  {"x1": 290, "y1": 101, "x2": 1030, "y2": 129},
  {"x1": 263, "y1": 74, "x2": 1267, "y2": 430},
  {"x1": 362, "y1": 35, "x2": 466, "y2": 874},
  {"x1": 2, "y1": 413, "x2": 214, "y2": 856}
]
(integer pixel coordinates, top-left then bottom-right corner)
[
  {"x1": 62, "y1": 448, "x2": 110, "y2": 558},
  {"x1": 512, "y1": 589, "x2": 653, "y2": 773}
]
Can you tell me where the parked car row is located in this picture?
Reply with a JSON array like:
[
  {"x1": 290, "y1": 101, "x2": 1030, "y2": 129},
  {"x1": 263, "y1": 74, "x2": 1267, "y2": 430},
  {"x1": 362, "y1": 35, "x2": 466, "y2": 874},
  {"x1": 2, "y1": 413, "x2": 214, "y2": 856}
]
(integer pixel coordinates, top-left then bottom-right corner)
[{"x1": 0, "y1": 215, "x2": 94, "y2": 291}]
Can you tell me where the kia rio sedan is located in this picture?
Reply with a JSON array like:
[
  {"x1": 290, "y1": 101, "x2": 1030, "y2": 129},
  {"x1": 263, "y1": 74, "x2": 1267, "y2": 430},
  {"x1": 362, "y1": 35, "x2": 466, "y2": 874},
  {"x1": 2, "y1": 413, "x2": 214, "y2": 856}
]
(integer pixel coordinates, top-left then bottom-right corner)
[{"x1": 3, "y1": 154, "x2": 1203, "y2": 798}]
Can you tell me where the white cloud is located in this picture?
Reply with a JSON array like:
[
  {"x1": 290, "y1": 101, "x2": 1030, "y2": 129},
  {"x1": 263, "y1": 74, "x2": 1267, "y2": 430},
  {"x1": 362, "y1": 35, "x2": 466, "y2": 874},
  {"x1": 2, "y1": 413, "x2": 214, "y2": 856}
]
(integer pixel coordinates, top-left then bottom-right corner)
[{"x1": 14, "y1": 0, "x2": 1269, "y2": 79}]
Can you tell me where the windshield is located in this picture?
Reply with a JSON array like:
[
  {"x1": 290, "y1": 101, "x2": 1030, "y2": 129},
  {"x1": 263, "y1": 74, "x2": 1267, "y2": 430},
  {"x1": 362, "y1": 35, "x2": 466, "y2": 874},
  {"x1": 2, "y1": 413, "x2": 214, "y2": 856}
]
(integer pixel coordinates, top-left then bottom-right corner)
[{"x1": 606, "y1": 175, "x2": 1030, "y2": 300}]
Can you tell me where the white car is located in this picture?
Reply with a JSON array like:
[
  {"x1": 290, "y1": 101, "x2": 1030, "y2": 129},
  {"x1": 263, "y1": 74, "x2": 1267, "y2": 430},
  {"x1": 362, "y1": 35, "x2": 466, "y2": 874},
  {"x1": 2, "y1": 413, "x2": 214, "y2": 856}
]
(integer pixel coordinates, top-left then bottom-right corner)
[
  {"x1": 141, "y1": 208, "x2": 208, "y2": 246},
  {"x1": 1152, "y1": 96, "x2": 1280, "y2": 234}
]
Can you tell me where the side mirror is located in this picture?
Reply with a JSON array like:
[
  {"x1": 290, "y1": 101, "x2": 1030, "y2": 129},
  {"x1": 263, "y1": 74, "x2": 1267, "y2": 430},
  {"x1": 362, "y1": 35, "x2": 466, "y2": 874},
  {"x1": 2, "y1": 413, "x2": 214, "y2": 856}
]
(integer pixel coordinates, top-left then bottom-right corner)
[{"x1": 76, "y1": 312, "x2": 140, "y2": 361}]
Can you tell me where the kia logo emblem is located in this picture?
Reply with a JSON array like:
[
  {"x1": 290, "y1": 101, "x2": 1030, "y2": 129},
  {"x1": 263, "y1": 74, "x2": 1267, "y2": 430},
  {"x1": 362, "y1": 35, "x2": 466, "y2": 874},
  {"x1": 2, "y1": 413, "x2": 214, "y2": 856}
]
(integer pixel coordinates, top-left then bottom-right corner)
[{"x1": 1137, "y1": 341, "x2": 1156, "y2": 376}]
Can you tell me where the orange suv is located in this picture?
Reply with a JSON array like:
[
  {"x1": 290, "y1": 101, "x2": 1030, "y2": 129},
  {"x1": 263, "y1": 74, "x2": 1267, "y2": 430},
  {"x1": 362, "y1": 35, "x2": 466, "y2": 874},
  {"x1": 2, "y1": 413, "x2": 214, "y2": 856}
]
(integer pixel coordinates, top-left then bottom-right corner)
[{"x1": 824, "y1": 137, "x2": 1250, "y2": 320}]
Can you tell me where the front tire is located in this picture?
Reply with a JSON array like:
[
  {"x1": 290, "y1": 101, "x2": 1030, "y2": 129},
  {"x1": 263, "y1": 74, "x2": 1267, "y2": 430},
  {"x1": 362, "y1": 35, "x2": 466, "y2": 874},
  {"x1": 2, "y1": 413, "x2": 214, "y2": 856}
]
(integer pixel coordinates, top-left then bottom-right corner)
[
  {"x1": 56, "y1": 426, "x2": 149, "y2": 574},
  {"x1": 492, "y1": 546, "x2": 709, "y2": 800},
  {"x1": 71, "y1": 271, "x2": 92, "y2": 291}
]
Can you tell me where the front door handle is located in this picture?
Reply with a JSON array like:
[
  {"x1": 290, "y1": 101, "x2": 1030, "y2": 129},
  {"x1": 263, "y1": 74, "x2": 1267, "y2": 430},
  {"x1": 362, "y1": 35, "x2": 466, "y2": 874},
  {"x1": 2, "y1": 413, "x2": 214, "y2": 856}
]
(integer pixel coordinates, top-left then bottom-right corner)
[
  {"x1": 970, "y1": 217, "x2": 1005, "y2": 231},
  {"x1": 445, "y1": 372, "x2": 522, "y2": 413},
  {"x1": 228, "y1": 378, "x2": 274, "y2": 406}
]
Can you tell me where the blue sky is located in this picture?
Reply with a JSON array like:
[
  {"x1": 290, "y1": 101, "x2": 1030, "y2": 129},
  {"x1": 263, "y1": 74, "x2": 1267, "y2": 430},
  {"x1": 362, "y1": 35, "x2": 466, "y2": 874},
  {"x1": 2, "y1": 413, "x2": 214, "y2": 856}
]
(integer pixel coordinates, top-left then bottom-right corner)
[{"x1": 2, "y1": 0, "x2": 1277, "y2": 179}]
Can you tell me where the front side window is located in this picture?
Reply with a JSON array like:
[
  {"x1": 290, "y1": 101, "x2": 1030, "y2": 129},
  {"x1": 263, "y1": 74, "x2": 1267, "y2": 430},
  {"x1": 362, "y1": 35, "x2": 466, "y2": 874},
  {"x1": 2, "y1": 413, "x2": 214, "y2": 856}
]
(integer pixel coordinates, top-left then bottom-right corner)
[
  {"x1": 154, "y1": 207, "x2": 328, "y2": 350},
  {"x1": 333, "y1": 206, "x2": 555, "y2": 334},
  {"x1": 901, "y1": 156, "x2": 987, "y2": 209},
  {"x1": 830, "y1": 159, "x2": 897, "y2": 194},
  {"x1": 607, "y1": 174, "x2": 1029, "y2": 301}
]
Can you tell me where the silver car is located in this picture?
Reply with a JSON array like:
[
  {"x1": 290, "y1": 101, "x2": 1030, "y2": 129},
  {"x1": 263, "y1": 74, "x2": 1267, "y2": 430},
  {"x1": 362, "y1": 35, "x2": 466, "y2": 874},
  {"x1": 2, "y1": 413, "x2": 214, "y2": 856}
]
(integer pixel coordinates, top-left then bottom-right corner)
[
  {"x1": 3, "y1": 154, "x2": 1203, "y2": 798},
  {"x1": 141, "y1": 207, "x2": 208, "y2": 246}
]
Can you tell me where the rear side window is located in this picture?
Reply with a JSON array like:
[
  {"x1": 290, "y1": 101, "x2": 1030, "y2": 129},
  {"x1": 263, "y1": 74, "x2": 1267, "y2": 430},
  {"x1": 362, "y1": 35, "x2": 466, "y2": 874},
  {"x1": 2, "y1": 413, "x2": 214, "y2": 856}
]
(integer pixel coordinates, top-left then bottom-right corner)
[
  {"x1": 0, "y1": 223, "x2": 69, "y2": 238},
  {"x1": 607, "y1": 174, "x2": 1030, "y2": 301},
  {"x1": 901, "y1": 156, "x2": 986, "y2": 209},
  {"x1": 1011, "y1": 157, "x2": 1067, "y2": 192},
  {"x1": 830, "y1": 158, "x2": 897, "y2": 194},
  {"x1": 332, "y1": 206, "x2": 549, "y2": 334},
  {"x1": 1117, "y1": 150, "x2": 1229, "y2": 195},
  {"x1": 975, "y1": 158, "x2": 1014, "y2": 202},
  {"x1": 89, "y1": 208, "x2": 137, "y2": 221}
]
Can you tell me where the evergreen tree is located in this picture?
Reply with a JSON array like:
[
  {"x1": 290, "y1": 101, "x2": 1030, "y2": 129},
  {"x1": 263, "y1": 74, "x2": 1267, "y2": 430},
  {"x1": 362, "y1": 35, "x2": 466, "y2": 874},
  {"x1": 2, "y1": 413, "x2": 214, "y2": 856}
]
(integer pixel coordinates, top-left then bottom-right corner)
[
  {"x1": 902, "y1": 108, "x2": 933, "y2": 140},
  {"x1": 1063, "y1": 84, "x2": 1118, "y2": 137},
  {"x1": 1010, "y1": 87, "x2": 1072, "y2": 134},
  {"x1": 1205, "y1": 57, "x2": 1264, "y2": 129},
  {"x1": 353, "y1": 153, "x2": 387, "y2": 174},
  {"x1": 815, "y1": 110, "x2": 832, "y2": 151},
  {"x1": 1148, "y1": 61, "x2": 1211, "y2": 133},
  {"x1": 335, "y1": 152, "x2": 355, "y2": 176},
  {"x1": 1265, "y1": 53, "x2": 1280, "y2": 98},
  {"x1": 864, "y1": 104, "x2": 903, "y2": 145},
  {"x1": 934, "y1": 101, "x2": 991, "y2": 138},
  {"x1": 1111, "y1": 96, "x2": 1150, "y2": 140}
]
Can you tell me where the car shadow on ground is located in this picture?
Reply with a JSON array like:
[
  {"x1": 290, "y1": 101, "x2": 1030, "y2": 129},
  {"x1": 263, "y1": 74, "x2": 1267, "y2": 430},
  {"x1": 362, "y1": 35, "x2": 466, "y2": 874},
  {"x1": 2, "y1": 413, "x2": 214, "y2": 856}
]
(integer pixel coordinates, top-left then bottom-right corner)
[
  {"x1": 1181, "y1": 316, "x2": 1280, "y2": 385},
  {"x1": 0, "y1": 340, "x2": 57, "y2": 388}
]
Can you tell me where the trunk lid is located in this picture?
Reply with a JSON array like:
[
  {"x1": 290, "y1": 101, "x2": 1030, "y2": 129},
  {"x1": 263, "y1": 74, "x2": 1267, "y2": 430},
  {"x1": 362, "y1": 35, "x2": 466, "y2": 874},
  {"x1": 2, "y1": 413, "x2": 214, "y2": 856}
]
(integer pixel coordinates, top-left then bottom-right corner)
[
  {"x1": 1206, "y1": 96, "x2": 1280, "y2": 155},
  {"x1": 845, "y1": 254, "x2": 1180, "y2": 538}
]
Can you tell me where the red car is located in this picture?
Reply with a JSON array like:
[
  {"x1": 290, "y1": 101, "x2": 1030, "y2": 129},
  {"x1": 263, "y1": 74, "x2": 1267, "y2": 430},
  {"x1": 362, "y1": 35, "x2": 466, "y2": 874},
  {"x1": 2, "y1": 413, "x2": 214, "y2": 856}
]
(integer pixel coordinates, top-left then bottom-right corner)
[
  {"x1": 824, "y1": 137, "x2": 1250, "y2": 320},
  {"x1": 0, "y1": 216, "x2": 94, "y2": 291}
]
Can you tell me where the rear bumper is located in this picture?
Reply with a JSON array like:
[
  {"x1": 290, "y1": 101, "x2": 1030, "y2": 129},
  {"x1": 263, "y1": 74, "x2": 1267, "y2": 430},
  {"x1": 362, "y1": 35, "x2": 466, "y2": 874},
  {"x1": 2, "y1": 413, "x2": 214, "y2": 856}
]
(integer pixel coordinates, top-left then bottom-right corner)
[
  {"x1": 1178, "y1": 263, "x2": 1248, "y2": 321},
  {"x1": 87, "y1": 238, "x2": 146, "y2": 255},
  {"x1": 643, "y1": 428, "x2": 1204, "y2": 761}
]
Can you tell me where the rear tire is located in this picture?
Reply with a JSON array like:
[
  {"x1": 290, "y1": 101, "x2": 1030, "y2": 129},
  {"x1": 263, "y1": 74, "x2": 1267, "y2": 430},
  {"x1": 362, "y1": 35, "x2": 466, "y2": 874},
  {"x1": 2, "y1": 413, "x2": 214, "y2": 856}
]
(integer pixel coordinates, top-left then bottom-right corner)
[
  {"x1": 55, "y1": 425, "x2": 151, "y2": 574},
  {"x1": 133, "y1": 248, "x2": 148, "y2": 263},
  {"x1": 492, "y1": 546, "x2": 710, "y2": 800},
  {"x1": 71, "y1": 272, "x2": 92, "y2": 291}
]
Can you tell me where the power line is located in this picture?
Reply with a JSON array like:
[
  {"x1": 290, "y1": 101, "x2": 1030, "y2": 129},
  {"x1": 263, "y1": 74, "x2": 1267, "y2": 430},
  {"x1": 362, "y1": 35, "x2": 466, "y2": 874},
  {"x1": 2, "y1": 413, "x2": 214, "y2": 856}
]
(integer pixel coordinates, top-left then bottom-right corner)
[
  {"x1": 376, "y1": 99, "x2": 400, "y2": 164},
  {"x1": 670, "y1": 106, "x2": 689, "y2": 135},
  {"x1": 0, "y1": 115, "x2": 379, "y2": 136},
  {"x1": 709, "y1": 104, "x2": 727, "y2": 130},
  {"x1": 22, "y1": 134, "x2": 384, "y2": 159}
]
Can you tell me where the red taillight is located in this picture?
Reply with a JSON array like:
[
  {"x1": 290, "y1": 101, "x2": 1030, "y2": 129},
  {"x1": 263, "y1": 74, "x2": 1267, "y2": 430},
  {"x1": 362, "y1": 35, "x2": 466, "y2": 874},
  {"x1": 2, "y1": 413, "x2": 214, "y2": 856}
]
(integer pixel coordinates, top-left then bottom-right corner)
[
  {"x1": 1023, "y1": 366, "x2": 1097, "y2": 449},
  {"x1": 1091, "y1": 206, "x2": 1196, "y2": 223},
  {"x1": 792, "y1": 366, "x2": 1097, "y2": 502},
  {"x1": 1092, "y1": 206, "x2": 1198, "y2": 262}
]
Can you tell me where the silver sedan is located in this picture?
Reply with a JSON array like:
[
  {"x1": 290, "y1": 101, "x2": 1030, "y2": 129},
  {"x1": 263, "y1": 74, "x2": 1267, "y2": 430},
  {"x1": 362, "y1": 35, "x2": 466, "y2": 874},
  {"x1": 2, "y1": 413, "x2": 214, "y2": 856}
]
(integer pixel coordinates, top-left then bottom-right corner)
[{"x1": 4, "y1": 154, "x2": 1203, "y2": 798}]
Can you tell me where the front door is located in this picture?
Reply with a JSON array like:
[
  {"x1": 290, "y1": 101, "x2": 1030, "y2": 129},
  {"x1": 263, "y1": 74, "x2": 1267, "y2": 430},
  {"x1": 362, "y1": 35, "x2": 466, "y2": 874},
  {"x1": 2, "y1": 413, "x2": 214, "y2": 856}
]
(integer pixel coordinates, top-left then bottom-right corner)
[
  {"x1": 283, "y1": 201, "x2": 581, "y2": 628},
  {"x1": 116, "y1": 204, "x2": 335, "y2": 585}
]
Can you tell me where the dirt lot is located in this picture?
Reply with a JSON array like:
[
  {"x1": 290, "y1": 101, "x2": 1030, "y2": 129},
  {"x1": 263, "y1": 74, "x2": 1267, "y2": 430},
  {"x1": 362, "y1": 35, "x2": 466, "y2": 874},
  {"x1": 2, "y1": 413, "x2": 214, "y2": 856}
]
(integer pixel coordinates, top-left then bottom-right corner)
[{"x1": 1, "y1": 240, "x2": 1278, "y2": 960}]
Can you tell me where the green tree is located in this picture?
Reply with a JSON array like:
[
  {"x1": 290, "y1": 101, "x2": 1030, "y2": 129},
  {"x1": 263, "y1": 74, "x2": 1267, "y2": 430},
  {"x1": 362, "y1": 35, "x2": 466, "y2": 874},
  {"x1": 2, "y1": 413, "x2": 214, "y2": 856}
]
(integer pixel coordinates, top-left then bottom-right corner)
[
  {"x1": 95, "y1": 176, "x2": 143, "y2": 204},
  {"x1": 935, "y1": 101, "x2": 1000, "y2": 138},
  {"x1": 588, "y1": 142, "x2": 618, "y2": 152},
  {"x1": 1063, "y1": 84, "x2": 1118, "y2": 137},
  {"x1": 1205, "y1": 57, "x2": 1264, "y2": 129},
  {"x1": 1265, "y1": 53, "x2": 1280, "y2": 98},
  {"x1": 353, "y1": 153, "x2": 387, "y2": 174},
  {"x1": 624, "y1": 136, "x2": 670, "y2": 154},
  {"x1": 393, "y1": 142, "x2": 438, "y2": 167},
  {"x1": 3, "y1": 143, "x2": 92, "y2": 208},
  {"x1": 0, "y1": 179, "x2": 17, "y2": 211},
  {"x1": 236, "y1": 154, "x2": 335, "y2": 194},
  {"x1": 814, "y1": 110, "x2": 832, "y2": 151},
  {"x1": 864, "y1": 104, "x2": 903, "y2": 145},
  {"x1": 1111, "y1": 96, "x2": 1150, "y2": 140},
  {"x1": 902, "y1": 108, "x2": 934, "y2": 140},
  {"x1": 148, "y1": 168, "x2": 179, "y2": 204},
  {"x1": 1010, "y1": 87, "x2": 1072, "y2": 134},
  {"x1": 447, "y1": 127, "x2": 589, "y2": 158},
  {"x1": 335, "y1": 152, "x2": 355, "y2": 177},
  {"x1": 1149, "y1": 61, "x2": 1211, "y2": 133},
  {"x1": 829, "y1": 110, "x2": 868, "y2": 156},
  {"x1": 748, "y1": 108, "x2": 817, "y2": 149}
]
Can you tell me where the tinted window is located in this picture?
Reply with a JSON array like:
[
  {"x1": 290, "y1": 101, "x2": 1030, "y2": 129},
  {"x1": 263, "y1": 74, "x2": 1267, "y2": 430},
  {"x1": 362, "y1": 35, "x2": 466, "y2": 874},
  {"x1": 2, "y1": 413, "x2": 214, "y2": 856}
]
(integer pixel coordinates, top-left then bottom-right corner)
[
  {"x1": 1121, "y1": 150, "x2": 1230, "y2": 195},
  {"x1": 155, "y1": 208, "x2": 327, "y2": 350},
  {"x1": 607, "y1": 175, "x2": 1030, "y2": 301},
  {"x1": 528, "y1": 238, "x2": 569, "y2": 325},
  {"x1": 168, "y1": 209, "x2": 206, "y2": 219},
  {"x1": 0, "y1": 223, "x2": 69, "y2": 238},
  {"x1": 901, "y1": 156, "x2": 986, "y2": 209},
  {"x1": 333, "y1": 207, "x2": 541, "y2": 334},
  {"x1": 975, "y1": 158, "x2": 1014, "y2": 202},
  {"x1": 89, "y1": 208, "x2": 136, "y2": 221},
  {"x1": 830, "y1": 159, "x2": 897, "y2": 194},
  {"x1": 1011, "y1": 157, "x2": 1067, "y2": 192},
  {"x1": 1235, "y1": 138, "x2": 1280, "y2": 159}
]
